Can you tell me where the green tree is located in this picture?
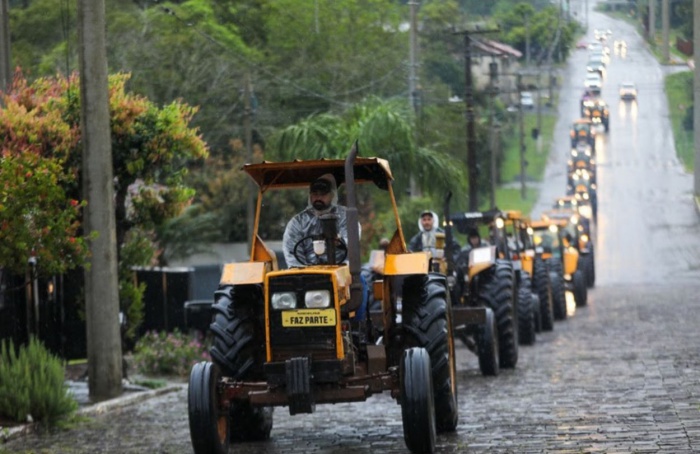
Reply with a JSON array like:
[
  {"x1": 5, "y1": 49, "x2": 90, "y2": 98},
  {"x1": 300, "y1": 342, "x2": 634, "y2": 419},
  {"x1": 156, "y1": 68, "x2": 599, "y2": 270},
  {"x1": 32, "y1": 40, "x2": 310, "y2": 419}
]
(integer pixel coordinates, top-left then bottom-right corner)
[
  {"x1": 0, "y1": 71, "x2": 209, "y2": 335},
  {"x1": 270, "y1": 97, "x2": 466, "y2": 202}
]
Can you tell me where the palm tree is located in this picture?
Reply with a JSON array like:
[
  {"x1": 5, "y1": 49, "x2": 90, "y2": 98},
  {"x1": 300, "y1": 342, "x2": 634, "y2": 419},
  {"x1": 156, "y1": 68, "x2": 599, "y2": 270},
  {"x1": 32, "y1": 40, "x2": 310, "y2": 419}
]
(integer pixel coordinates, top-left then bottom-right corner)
[{"x1": 269, "y1": 97, "x2": 466, "y2": 200}]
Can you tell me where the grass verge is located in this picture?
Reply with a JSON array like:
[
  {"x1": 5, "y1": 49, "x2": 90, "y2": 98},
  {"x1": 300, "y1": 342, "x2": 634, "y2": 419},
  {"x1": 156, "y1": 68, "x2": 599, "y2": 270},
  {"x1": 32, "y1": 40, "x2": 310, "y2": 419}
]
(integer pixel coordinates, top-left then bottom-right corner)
[
  {"x1": 494, "y1": 109, "x2": 557, "y2": 215},
  {"x1": 665, "y1": 70, "x2": 694, "y2": 171}
]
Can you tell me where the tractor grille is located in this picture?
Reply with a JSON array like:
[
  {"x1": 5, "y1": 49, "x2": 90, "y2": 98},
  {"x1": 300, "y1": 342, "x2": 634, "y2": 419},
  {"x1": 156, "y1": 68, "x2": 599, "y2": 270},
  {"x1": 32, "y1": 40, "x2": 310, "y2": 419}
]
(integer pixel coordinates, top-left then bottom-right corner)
[{"x1": 268, "y1": 274, "x2": 337, "y2": 361}]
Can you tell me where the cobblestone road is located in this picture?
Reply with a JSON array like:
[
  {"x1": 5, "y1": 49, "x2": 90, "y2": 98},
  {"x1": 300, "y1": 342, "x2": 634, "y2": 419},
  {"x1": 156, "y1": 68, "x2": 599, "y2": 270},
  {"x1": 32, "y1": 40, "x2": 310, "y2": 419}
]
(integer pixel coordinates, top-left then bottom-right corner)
[{"x1": 4, "y1": 285, "x2": 700, "y2": 453}]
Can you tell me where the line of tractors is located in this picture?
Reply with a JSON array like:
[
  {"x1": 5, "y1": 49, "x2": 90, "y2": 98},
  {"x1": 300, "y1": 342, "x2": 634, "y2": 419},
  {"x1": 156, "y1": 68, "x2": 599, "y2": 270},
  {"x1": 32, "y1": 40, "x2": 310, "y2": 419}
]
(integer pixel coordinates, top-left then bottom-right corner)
[{"x1": 184, "y1": 146, "x2": 597, "y2": 454}]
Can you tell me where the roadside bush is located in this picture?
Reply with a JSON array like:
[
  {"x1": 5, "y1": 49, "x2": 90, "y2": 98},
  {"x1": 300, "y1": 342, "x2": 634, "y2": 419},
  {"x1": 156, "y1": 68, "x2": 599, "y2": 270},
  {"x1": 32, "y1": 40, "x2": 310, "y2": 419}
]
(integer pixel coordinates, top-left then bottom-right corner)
[
  {"x1": 133, "y1": 330, "x2": 210, "y2": 377},
  {"x1": 0, "y1": 337, "x2": 77, "y2": 425}
]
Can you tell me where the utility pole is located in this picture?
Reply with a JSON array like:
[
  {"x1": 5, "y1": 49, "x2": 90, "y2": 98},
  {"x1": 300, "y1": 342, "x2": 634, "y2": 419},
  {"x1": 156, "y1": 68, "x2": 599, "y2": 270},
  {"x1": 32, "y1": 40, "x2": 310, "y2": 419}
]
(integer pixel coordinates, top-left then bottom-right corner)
[
  {"x1": 661, "y1": 0, "x2": 669, "y2": 63},
  {"x1": 408, "y1": 0, "x2": 420, "y2": 197},
  {"x1": 244, "y1": 72, "x2": 255, "y2": 253},
  {"x1": 649, "y1": 0, "x2": 656, "y2": 44},
  {"x1": 455, "y1": 26, "x2": 499, "y2": 211},
  {"x1": 525, "y1": 14, "x2": 531, "y2": 68},
  {"x1": 0, "y1": 0, "x2": 10, "y2": 93},
  {"x1": 408, "y1": 1, "x2": 419, "y2": 111},
  {"x1": 517, "y1": 73, "x2": 526, "y2": 200},
  {"x1": 77, "y1": 0, "x2": 123, "y2": 400},
  {"x1": 693, "y1": 0, "x2": 700, "y2": 198},
  {"x1": 488, "y1": 61, "x2": 498, "y2": 209}
]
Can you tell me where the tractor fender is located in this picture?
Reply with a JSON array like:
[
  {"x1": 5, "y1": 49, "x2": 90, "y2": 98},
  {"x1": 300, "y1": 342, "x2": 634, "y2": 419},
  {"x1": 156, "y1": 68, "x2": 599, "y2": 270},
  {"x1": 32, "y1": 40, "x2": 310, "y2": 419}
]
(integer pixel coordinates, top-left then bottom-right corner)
[
  {"x1": 220, "y1": 262, "x2": 269, "y2": 285},
  {"x1": 383, "y1": 252, "x2": 430, "y2": 276}
]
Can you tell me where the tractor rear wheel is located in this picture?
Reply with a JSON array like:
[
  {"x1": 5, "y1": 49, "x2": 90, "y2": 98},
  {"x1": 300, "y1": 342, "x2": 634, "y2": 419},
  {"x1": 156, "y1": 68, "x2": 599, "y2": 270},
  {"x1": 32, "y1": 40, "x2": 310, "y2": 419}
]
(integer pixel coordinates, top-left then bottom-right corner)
[
  {"x1": 208, "y1": 285, "x2": 273, "y2": 441},
  {"x1": 533, "y1": 257, "x2": 554, "y2": 331},
  {"x1": 478, "y1": 260, "x2": 518, "y2": 369},
  {"x1": 402, "y1": 274, "x2": 458, "y2": 433},
  {"x1": 400, "y1": 347, "x2": 436, "y2": 454},
  {"x1": 188, "y1": 362, "x2": 229, "y2": 454},
  {"x1": 209, "y1": 285, "x2": 266, "y2": 379}
]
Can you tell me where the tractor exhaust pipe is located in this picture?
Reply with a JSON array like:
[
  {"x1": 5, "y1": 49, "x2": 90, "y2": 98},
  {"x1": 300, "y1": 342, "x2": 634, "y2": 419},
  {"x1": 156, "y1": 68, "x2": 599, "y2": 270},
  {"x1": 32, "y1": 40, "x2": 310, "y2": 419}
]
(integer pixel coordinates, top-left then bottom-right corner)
[{"x1": 344, "y1": 141, "x2": 363, "y2": 313}]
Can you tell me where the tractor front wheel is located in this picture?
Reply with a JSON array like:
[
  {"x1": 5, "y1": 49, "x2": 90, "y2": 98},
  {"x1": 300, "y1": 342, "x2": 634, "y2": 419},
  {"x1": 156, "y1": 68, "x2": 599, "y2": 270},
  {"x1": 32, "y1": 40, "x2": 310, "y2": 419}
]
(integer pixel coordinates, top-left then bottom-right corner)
[
  {"x1": 188, "y1": 362, "x2": 230, "y2": 454},
  {"x1": 400, "y1": 347, "x2": 436, "y2": 454},
  {"x1": 477, "y1": 307, "x2": 499, "y2": 376},
  {"x1": 573, "y1": 270, "x2": 588, "y2": 307}
]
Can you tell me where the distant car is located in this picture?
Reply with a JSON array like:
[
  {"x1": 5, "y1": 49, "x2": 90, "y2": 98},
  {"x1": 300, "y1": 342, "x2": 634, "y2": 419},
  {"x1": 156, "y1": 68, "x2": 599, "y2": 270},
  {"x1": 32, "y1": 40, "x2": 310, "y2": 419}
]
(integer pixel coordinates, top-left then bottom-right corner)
[
  {"x1": 586, "y1": 59, "x2": 606, "y2": 77},
  {"x1": 584, "y1": 73, "x2": 603, "y2": 90},
  {"x1": 588, "y1": 42, "x2": 610, "y2": 57},
  {"x1": 619, "y1": 82, "x2": 637, "y2": 100},
  {"x1": 520, "y1": 91, "x2": 535, "y2": 110},
  {"x1": 577, "y1": 40, "x2": 588, "y2": 49},
  {"x1": 589, "y1": 50, "x2": 610, "y2": 65}
]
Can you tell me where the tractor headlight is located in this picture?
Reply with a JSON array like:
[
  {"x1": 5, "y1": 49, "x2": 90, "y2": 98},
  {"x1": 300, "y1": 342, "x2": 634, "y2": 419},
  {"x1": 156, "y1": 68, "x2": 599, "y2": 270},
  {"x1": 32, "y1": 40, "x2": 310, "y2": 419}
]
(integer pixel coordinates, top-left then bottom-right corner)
[
  {"x1": 579, "y1": 205, "x2": 593, "y2": 218},
  {"x1": 495, "y1": 218, "x2": 505, "y2": 229},
  {"x1": 271, "y1": 292, "x2": 297, "y2": 310},
  {"x1": 581, "y1": 234, "x2": 589, "y2": 243},
  {"x1": 305, "y1": 290, "x2": 331, "y2": 308}
]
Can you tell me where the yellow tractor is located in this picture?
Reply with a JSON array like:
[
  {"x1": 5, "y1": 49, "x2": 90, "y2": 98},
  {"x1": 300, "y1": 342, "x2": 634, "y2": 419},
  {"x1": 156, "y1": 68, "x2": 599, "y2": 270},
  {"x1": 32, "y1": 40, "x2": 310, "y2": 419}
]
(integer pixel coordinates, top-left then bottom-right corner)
[
  {"x1": 502, "y1": 211, "x2": 554, "y2": 334},
  {"x1": 187, "y1": 148, "x2": 458, "y2": 454},
  {"x1": 532, "y1": 213, "x2": 588, "y2": 312},
  {"x1": 448, "y1": 209, "x2": 519, "y2": 373}
]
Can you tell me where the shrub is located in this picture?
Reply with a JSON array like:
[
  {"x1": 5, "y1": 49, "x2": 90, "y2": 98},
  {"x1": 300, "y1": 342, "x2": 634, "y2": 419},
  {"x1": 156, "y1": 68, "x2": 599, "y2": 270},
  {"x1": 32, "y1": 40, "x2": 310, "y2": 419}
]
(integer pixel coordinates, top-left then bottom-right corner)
[
  {"x1": 0, "y1": 337, "x2": 77, "y2": 425},
  {"x1": 133, "y1": 330, "x2": 210, "y2": 377}
]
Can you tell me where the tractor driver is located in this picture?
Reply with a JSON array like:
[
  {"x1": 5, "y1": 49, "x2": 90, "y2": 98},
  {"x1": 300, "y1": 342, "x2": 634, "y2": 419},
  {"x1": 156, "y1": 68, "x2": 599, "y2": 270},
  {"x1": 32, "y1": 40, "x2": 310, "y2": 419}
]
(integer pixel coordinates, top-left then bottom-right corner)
[
  {"x1": 283, "y1": 174, "x2": 355, "y2": 267},
  {"x1": 408, "y1": 210, "x2": 460, "y2": 262}
]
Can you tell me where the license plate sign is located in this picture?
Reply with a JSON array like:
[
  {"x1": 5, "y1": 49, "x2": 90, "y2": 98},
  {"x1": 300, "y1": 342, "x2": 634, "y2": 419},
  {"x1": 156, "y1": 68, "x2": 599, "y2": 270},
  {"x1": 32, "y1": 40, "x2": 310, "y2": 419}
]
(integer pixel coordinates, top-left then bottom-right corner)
[{"x1": 282, "y1": 309, "x2": 336, "y2": 327}]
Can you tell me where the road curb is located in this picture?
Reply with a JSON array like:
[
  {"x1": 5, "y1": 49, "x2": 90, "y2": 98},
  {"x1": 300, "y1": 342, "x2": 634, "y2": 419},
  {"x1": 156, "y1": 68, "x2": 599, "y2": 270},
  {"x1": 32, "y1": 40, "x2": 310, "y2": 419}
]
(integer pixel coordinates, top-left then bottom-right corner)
[{"x1": 1, "y1": 384, "x2": 185, "y2": 443}]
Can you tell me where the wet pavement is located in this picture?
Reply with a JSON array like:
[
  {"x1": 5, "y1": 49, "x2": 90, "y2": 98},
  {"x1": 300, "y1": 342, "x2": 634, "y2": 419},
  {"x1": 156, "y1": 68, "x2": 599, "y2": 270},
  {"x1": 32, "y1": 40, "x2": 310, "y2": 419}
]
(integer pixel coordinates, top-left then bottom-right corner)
[{"x1": 4, "y1": 3, "x2": 700, "y2": 454}]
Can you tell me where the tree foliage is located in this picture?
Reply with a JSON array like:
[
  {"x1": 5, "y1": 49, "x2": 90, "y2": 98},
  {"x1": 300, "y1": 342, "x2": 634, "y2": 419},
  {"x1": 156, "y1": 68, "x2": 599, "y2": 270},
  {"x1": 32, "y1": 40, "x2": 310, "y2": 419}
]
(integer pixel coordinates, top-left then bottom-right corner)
[
  {"x1": 1, "y1": 70, "x2": 208, "y2": 334},
  {"x1": 4, "y1": 0, "x2": 574, "y2": 252}
]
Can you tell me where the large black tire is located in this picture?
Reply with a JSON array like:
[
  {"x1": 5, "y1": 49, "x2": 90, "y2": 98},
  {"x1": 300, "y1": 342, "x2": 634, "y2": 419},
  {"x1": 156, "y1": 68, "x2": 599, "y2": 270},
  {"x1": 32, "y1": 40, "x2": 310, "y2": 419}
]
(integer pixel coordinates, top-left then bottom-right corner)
[
  {"x1": 209, "y1": 285, "x2": 266, "y2": 379},
  {"x1": 188, "y1": 362, "x2": 229, "y2": 454},
  {"x1": 582, "y1": 252, "x2": 595, "y2": 288},
  {"x1": 402, "y1": 274, "x2": 458, "y2": 433},
  {"x1": 573, "y1": 270, "x2": 588, "y2": 307},
  {"x1": 208, "y1": 285, "x2": 273, "y2": 441},
  {"x1": 547, "y1": 261, "x2": 567, "y2": 321},
  {"x1": 478, "y1": 260, "x2": 518, "y2": 369},
  {"x1": 516, "y1": 273, "x2": 536, "y2": 346},
  {"x1": 477, "y1": 307, "x2": 499, "y2": 376},
  {"x1": 533, "y1": 257, "x2": 554, "y2": 331},
  {"x1": 400, "y1": 347, "x2": 436, "y2": 454}
]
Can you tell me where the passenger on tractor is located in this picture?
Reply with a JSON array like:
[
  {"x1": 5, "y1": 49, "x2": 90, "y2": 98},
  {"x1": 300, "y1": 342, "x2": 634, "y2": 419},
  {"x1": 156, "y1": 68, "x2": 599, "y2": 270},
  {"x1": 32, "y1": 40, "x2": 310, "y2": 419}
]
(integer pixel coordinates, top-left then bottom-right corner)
[
  {"x1": 408, "y1": 210, "x2": 460, "y2": 261},
  {"x1": 282, "y1": 174, "x2": 354, "y2": 267}
]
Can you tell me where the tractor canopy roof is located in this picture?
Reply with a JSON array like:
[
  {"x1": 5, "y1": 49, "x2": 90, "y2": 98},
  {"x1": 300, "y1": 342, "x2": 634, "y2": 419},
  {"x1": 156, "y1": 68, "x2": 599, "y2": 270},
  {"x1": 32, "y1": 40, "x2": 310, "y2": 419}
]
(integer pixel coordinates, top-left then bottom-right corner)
[
  {"x1": 530, "y1": 218, "x2": 568, "y2": 230},
  {"x1": 541, "y1": 210, "x2": 580, "y2": 225},
  {"x1": 450, "y1": 209, "x2": 503, "y2": 234},
  {"x1": 242, "y1": 157, "x2": 393, "y2": 192}
]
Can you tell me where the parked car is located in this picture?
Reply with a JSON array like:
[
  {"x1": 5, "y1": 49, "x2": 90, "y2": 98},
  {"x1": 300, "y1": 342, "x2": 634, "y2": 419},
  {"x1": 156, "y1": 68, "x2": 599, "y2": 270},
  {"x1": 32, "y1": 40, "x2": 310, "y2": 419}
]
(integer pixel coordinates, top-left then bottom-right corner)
[{"x1": 520, "y1": 91, "x2": 535, "y2": 110}]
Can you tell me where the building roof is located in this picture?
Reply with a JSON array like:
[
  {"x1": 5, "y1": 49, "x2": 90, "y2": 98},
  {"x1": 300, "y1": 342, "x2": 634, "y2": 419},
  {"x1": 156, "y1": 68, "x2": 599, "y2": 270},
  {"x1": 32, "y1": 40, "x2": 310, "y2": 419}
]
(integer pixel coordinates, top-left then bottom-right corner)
[{"x1": 472, "y1": 38, "x2": 523, "y2": 59}]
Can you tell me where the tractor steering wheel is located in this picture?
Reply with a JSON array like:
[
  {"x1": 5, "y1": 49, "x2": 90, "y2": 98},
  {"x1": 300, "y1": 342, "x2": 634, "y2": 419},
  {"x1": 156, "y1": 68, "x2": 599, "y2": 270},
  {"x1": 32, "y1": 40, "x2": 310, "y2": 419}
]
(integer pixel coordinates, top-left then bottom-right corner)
[{"x1": 292, "y1": 235, "x2": 349, "y2": 265}]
